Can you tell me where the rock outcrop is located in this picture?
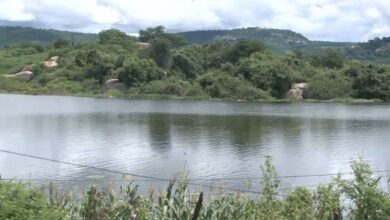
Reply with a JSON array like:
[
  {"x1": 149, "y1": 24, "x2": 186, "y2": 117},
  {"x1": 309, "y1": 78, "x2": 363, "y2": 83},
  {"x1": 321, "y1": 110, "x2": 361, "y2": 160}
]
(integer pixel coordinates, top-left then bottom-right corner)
[
  {"x1": 137, "y1": 42, "x2": 150, "y2": 49},
  {"x1": 43, "y1": 56, "x2": 59, "y2": 68},
  {"x1": 4, "y1": 71, "x2": 33, "y2": 81},
  {"x1": 285, "y1": 83, "x2": 307, "y2": 101},
  {"x1": 22, "y1": 64, "x2": 34, "y2": 72},
  {"x1": 104, "y1": 79, "x2": 128, "y2": 92}
]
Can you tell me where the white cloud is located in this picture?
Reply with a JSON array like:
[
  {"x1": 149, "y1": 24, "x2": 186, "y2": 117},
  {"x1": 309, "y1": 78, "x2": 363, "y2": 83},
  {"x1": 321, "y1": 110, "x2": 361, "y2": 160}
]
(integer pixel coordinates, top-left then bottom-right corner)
[
  {"x1": 0, "y1": 0, "x2": 35, "y2": 21},
  {"x1": 0, "y1": 0, "x2": 389, "y2": 41},
  {"x1": 365, "y1": 8, "x2": 382, "y2": 19}
]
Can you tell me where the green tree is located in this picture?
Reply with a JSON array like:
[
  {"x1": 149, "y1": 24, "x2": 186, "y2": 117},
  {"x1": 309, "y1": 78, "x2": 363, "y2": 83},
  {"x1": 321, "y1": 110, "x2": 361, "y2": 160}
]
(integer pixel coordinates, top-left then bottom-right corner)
[
  {"x1": 150, "y1": 38, "x2": 172, "y2": 68},
  {"x1": 118, "y1": 57, "x2": 164, "y2": 86},
  {"x1": 305, "y1": 70, "x2": 353, "y2": 100},
  {"x1": 227, "y1": 39, "x2": 267, "y2": 63},
  {"x1": 258, "y1": 156, "x2": 283, "y2": 219},
  {"x1": 171, "y1": 51, "x2": 203, "y2": 80},
  {"x1": 53, "y1": 39, "x2": 70, "y2": 48},
  {"x1": 237, "y1": 54, "x2": 293, "y2": 98},
  {"x1": 98, "y1": 29, "x2": 136, "y2": 50},
  {"x1": 346, "y1": 64, "x2": 390, "y2": 100},
  {"x1": 198, "y1": 70, "x2": 271, "y2": 100},
  {"x1": 139, "y1": 26, "x2": 166, "y2": 43},
  {"x1": 139, "y1": 26, "x2": 184, "y2": 47},
  {"x1": 340, "y1": 159, "x2": 390, "y2": 219},
  {"x1": 311, "y1": 49, "x2": 345, "y2": 69}
]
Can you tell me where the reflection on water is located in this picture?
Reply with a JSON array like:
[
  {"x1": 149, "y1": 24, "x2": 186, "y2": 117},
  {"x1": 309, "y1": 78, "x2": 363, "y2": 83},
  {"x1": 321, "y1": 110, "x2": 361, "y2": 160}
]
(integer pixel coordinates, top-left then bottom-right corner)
[{"x1": 0, "y1": 94, "x2": 389, "y2": 192}]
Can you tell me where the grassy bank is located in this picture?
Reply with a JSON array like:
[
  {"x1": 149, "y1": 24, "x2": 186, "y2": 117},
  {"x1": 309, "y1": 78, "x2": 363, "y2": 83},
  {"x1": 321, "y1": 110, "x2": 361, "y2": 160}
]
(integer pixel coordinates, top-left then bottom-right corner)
[{"x1": 1, "y1": 158, "x2": 390, "y2": 219}]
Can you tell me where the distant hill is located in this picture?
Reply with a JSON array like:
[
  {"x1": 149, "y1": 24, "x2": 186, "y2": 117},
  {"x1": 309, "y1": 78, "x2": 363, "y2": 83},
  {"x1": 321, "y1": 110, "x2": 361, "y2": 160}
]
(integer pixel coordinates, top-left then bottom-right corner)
[
  {"x1": 344, "y1": 37, "x2": 390, "y2": 63},
  {"x1": 0, "y1": 26, "x2": 388, "y2": 63},
  {"x1": 176, "y1": 27, "x2": 353, "y2": 55},
  {"x1": 0, "y1": 26, "x2": 98, "y2": 47}
]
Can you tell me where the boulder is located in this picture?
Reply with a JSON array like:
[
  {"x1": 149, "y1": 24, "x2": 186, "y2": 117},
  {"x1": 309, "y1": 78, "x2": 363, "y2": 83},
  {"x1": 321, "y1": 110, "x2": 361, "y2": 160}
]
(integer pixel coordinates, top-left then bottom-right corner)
[
  {"x1": 4, "y1": 71, "x2": 33, "y2": 81},
  {"x1": 43, "y1": 56, "x2": 59, "y2": 68},
  {"x1": 22, "y1": 64, "x2": 34, "y2": 72},
  {"x1": 285, "y1": 83, "x2": 307, "y2": 101},
  {"x1": 104, "y1": 79, "x2": 128, "y2": 92},
  {"x1": 137, "y1": 42, "x2": 150, "y2": 49}
]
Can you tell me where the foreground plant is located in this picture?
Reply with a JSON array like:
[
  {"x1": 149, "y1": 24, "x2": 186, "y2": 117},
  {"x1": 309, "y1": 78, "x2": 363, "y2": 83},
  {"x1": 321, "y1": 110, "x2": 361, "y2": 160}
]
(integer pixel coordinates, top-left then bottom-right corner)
[{"x1": 1, "y1": 158, "x2": 389, "y2": 219}]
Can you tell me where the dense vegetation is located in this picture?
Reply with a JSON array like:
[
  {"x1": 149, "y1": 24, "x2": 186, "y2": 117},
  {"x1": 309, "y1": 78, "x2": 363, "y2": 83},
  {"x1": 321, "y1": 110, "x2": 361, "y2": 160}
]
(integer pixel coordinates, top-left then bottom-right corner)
[
  {"x1": 1, "y1": 158, "x2": 389, "y2": 219},
  {"x1": 0, "y1": 26, "x2": 390, "y2": 101}
]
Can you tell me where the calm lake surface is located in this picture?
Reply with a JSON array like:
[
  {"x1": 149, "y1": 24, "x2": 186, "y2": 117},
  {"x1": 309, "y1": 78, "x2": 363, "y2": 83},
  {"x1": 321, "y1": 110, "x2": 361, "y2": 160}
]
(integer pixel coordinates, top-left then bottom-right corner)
[{"x1": 0, "y1": 94, "x2": 389, "y2": 192}]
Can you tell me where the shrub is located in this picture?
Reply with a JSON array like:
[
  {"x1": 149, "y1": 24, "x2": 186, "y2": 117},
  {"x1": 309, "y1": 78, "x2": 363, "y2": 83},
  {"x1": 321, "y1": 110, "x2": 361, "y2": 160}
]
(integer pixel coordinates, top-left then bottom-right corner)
[
  {"x1": 53, "y1": 39, "x2": 70, "y2": 49},
  {"x1": 198, "y1": 71, "x2": 272, "y2": 100},
  {"x1": 142, "y1": 78, "x2": 190, "y2": 96},
  {"x1": 305, "y1": 70, "x2": 353, "y2": 100},
  {"x1": 0, "y1": 181, "x2": 64, "y2": 219},
  {"x1": 311, "y1": 49, "x2": 345, "y2": 69},
  {"x1": 346, "y1": 64, "x2": 390, "y2": 100},
  {"x1": 237, "y1": 54, "x2": 293, "y2": 98},
  {"x1": 118, "y1": 57, "x2": 165, "y2": 87}
]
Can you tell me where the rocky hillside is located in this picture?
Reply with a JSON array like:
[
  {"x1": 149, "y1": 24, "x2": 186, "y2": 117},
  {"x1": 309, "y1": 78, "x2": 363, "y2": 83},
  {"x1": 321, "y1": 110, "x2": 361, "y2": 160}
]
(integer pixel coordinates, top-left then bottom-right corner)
[
  {"x1": 344, "y1": 37, "x2": 390, "y2": 63},
  {"x1": 176, "y1": 27, "x2": 353, "y2": 55}
]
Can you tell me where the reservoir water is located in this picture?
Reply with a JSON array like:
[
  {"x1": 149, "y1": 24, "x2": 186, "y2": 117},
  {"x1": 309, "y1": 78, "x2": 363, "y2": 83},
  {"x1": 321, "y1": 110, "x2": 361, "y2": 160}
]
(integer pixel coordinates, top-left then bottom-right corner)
[{"x1": 0, "y1": 94, "x2": 389, "y2": 193}]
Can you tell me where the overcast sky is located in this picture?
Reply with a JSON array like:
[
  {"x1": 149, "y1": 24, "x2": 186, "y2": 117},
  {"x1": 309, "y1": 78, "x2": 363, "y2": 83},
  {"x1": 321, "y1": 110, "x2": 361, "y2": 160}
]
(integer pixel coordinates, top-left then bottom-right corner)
[{"x1": 0, "y1": 0, "x2": 389, "y2": 42}]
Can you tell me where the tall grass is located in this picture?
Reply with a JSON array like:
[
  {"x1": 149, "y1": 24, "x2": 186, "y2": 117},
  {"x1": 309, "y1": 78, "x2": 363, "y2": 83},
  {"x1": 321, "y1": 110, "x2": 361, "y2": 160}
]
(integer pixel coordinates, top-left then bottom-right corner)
[{"x1": 1, "y1": 157, "x2": 390, "y2": 219}]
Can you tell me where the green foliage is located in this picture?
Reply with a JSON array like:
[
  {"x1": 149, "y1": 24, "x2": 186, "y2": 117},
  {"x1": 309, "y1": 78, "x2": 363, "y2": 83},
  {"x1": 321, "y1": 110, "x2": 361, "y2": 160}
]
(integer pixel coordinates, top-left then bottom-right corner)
[
  {"x1": 172, "y1": 48, "x2": 204, "y2": 80},
  {"x1": 284, "y1": 187, "x2": 314, "y2": 219},
  {"x1": 0, "y1": 181, "x2": 64, "y2": 219},
  {"x1": 227, "y1": 39, "x2": 267, "y2": 63},
  {"x1": 139, "y1": 26, "x2": 184, "y2": 47},
  {"x1": 198, "y1": 71, "x2": 272, "y2": 100},
  {"x1": 142, "y1": 78, "x2": 191, "y2": 96},
  {"x1": 346, "y1": 64, "x2": 390, "y2": 100},
  {"x1": 314, "y1": 181, "x2": 342, "y2": 219},
  {"x1": 118, "y1": 57, "x2": 164, "y2": 87},
  {"x1": 237, "y1": 53, "x2": 293, "y2": 98},
  {"x1": 98, "y1": 29, "x2": 136, "y2": 51},
  {"x1": 53, "y1": 39, "x2": 70, "y2": 49},
  {"x1": 150, "y1": 37, "x2": 172, "y2": 68},
  {"x1": 139, "y1": 26, "x2": 166, "y2": 43},
  {"x1": 339, "y1": 159, "x2": 390, "y2": 219},
  {"x1": 305, "y1": 70, "x2": 353, "y2": 100},
  {"x1": 311, "y1": 49, "x2": 345, "y2": 69},
  {"x1": 0, "y1": 26, "x2": 390, "y2": 101},
  {"x1": 1, "y1": 158, "x2": 390, "y2": 219}
]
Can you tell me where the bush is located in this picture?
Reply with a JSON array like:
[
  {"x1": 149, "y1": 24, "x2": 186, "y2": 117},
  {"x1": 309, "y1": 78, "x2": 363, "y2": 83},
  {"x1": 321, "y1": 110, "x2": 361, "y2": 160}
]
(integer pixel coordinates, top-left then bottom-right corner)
[
  {"x1": 1, "y1": 158, "x2": 390, "y2": 219},
  {"x1": 0, "y1": 181, "x2": 64, "y2": 219},
  {"x1": 142, "y1": 78, "x2": 190, "y2": 96},
  {"x1": 172, "y1": 51, "x2": 203, "y2": 80},
  {"x1": 305, "y1": 70, "x2": 353, "y2": 100},
  {"x1": 237, "y1": 54, "x2": 293, "y2": 98},
  {"x1": 346, "y1": 64, "x2": 390, "y2": 100},
  {"x1": 53, "y1": 39, "x2": 70, "y2": 49},
  {"x1": 198, "y1": 71, "x2": 272, "y2": 100},
  {"x1": 311, "y1": 49, "x2": 345, "y2": 69},
  {"x1": 227, "y1": 39, "x2": 268, "y2": 63},
  {"x1": 118, "y1": 57, "x2": 165, "y2": 87}
]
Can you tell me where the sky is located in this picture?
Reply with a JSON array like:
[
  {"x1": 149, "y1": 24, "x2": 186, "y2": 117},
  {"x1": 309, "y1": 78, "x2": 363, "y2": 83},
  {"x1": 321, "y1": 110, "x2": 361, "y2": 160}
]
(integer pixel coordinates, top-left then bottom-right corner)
[{"x1": 0, "y1": 0, "x2": 389, "y2": 42}]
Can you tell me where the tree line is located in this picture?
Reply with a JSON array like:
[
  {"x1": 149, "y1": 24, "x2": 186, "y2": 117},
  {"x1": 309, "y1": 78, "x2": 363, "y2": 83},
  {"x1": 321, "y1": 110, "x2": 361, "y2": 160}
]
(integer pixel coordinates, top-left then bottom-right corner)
[{"x1": 0, "y1": 26, "x2": 389, "y2": 101}]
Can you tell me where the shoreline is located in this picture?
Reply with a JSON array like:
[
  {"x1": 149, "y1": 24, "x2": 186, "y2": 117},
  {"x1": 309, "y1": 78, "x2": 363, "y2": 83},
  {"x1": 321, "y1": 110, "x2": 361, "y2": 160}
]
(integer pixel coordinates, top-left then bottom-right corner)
[{"x1": 0, "y1": 90, "x2": 385, "y2": 104}]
